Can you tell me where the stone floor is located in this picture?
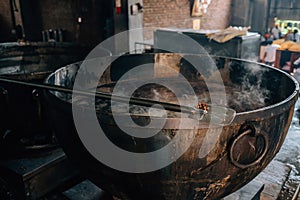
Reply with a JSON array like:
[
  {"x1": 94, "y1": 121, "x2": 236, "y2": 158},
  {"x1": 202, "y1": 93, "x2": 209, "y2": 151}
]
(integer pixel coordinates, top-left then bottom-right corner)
[
  {"x1": 274, "y1": 98, "x2": 300, "y2": 200},
  {"x1": 223, "y1": 160, "x2": 290, "y2": 200}
]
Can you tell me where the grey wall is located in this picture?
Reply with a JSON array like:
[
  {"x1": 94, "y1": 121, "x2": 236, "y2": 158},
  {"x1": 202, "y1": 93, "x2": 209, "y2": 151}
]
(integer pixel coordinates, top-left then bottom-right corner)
[
  {"x1": 231, "y1": 0, "x2": 268, "y2": 35},
  {"x1": 270, "y1": 0, "x2": 300, "y2": 20},
  {"x1": 231, "y1": 0, "x2": 251, "y2": 27},
  {"x1": 231, "y1": 0, "x2": 300, "y2": 35}
]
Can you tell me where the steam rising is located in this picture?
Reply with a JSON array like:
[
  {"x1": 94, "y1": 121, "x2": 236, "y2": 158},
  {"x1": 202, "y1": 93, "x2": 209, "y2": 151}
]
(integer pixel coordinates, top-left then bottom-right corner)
[
  {"x1": 71, "y1": 60, "x2": 273, "y2": 115},
  {"x1": 230, "y1": 63, "x2": 270, "y2": 112}
]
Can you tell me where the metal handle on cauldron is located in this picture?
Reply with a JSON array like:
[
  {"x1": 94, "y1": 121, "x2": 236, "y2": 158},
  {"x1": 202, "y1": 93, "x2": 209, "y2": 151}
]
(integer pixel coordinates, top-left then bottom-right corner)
[
  {"x1": 0, "y1": 76, "x2": 236, "y2": 126},
  {"x1": 229, "y1": 128, "x2": 269, "y2": 169}
]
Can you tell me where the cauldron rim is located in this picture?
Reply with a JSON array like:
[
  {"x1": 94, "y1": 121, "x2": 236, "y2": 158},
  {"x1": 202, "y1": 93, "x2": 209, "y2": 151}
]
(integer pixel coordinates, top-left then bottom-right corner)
[
  {"x1": 230, "y1": 58, "x2": 299, "y2": 119},
  {"x1": 44, "y1": 53, "x2": 300, "y2": 116}
]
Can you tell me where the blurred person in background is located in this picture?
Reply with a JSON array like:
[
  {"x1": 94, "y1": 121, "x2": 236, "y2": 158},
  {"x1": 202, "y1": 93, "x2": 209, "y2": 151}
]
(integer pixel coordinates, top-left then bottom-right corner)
[
  {"x1": 262, "y1": 40, "x2": 281, "y2": 66},
  {"x1": 260, "y1": 32, "x2": 273, "y2": 62},
  {"x1": 286, "y1": 29, "x2": 299, "y2": 42},
  {"x1": 270, "y1": 24, "x2": 281, "y2": 40}
]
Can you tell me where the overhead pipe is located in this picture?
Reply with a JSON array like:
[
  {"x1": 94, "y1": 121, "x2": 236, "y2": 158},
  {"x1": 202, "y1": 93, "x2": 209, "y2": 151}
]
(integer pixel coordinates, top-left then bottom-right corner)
[
  {"x1": 274, "y1": 0, "x2": 278, "y2": 15},
  {"x1": 9, "y1": 0, "x2": 17, "y2": 30},
  {"x1": 265, "y1": 0, "x2": 272, "y2": 33}
]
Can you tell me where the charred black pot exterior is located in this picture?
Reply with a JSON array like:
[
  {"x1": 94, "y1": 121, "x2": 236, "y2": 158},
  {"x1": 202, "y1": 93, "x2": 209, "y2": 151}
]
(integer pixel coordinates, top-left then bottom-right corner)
[{"x1": 44, "y1": 53, "x2": 299, "y2": 199}]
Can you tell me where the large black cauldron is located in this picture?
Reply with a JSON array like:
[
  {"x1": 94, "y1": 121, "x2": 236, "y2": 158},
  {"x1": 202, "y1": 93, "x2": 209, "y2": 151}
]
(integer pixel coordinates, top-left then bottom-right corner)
[
  {"x1": 0, "y1": 42, "x2": 93, "y2": 156},
  {"x1": 44, "y1": 53, "x2": 299, "y2": 199}
]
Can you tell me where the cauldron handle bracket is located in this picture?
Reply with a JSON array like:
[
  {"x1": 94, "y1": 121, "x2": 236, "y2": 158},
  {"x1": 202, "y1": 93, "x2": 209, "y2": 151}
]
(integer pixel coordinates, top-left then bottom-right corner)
[
  {"x1": 32, "y1": 89, "x2": 42, "y2": 120},
  {"x1": 0, "y1": 87, "x2": 9, "y2": 106},
  {"x1": 229, "y1": 128, "x2": 269, "y2": 169}
]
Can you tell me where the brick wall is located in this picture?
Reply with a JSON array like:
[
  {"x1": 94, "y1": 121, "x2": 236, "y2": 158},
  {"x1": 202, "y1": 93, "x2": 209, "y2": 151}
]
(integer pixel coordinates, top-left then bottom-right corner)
[
  {"x1": 1, "y1": 0, "x2": 233, "y2": 43},
  {"x1": 143, "y1": 0, "x2": 232, "y2": 36}
]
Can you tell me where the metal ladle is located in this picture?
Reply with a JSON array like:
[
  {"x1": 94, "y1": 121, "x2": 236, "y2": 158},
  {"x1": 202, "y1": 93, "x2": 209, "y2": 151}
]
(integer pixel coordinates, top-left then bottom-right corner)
[{"x1": 0, "y1": 76, "x2": 236, "y2": 126}]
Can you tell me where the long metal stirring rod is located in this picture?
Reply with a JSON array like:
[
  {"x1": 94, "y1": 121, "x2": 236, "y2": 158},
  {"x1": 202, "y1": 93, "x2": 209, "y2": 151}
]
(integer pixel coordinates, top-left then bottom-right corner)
[
  {"x1": 0, "y1": 76, "x2": 204, "y2": 115},
  {"x1": 0, "y1": 76, "x2": 236, "y2": 125}
]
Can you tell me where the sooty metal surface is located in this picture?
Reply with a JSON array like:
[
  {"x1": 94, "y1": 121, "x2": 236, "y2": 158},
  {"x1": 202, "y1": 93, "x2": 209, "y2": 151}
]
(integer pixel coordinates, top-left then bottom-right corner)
[{"x1": 44, "y1": 53, "x2": 298, "y2": 200}]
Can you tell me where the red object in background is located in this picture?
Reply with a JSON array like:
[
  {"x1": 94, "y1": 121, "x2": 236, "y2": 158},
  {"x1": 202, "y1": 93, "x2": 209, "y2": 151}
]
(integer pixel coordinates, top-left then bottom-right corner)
[
  {"x1": 264, "y1": 33, "x2": 271, "y2": 39},
  {"x1": 116, "y1": 7, "x2": 122, "y2": 14},
  {"x1": 116, "y1": 0, "x2": 121, "y2": 14}
]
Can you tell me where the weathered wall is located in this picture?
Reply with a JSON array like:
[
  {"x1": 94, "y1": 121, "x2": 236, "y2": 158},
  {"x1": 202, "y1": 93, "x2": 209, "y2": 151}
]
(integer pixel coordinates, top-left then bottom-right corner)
[
  {"x1": 0, "y1": 0, "x2": 108, "y2": 44},
  {"x1": 1, "y1": 0, "x2": 269, "y2": 44},
  {"x1": 2, "y1": 0, "x2": 300, "y2": 44},
  {"x1": 230, "y1": 0, "x2": 251, "y2": 27},
  {"x1": 0, "y1": 0, "x2": 15, "y2": 42},
  {"x1": 143, "y1": 0, "x2": 232, "y2": 30},
  {"x1": 39, "y1": 0, "x2": 78, "y2": 42},
  {"x1": 32, "y1": 0, "x2": 106, "y2": 44},
  {"x1": 230, "y1": 0, "x2": 268, "y2": 34},
  {"x1": 270, "y1": 0, "x2": 300, "y2": 21},
  {"x1": 231, "y1": 0, "x2": 300, "y2": 34},
  {"x1": 1, "y1": 0, "x2": 235, "y2": 43}
]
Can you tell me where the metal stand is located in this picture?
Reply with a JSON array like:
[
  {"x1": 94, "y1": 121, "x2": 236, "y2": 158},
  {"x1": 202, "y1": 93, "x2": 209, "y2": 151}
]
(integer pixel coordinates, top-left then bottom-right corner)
[{"x1": 0, "y1": 148, "x2": 79, "y2": 199}]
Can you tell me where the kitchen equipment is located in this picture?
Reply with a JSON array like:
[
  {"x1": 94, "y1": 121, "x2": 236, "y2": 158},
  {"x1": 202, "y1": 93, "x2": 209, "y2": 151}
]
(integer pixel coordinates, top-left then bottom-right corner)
[
  {"x1": 43, "y1": 53, "x2": 298, "y2": 199},
  {"x1": 0, "y1": 42, "x2": 93, "y2": 157}
]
